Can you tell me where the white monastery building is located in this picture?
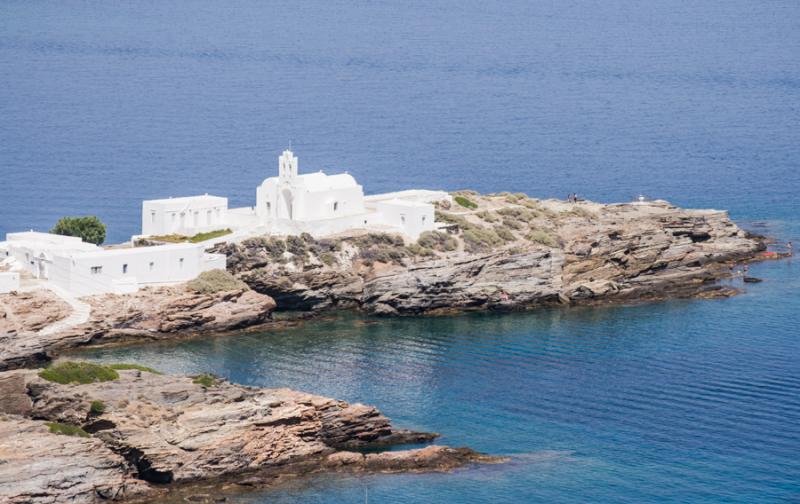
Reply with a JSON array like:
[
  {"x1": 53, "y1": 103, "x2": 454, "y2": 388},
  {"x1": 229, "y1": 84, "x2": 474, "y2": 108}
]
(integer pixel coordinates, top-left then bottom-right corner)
[
  {"x1": 1, "y1": 149, "x2": 448, "y2": 299},
  {"x1": 1, "y1": 232, "x2": 225, "y2": 297},
  {"x1": 142, "y1": 195, "x2": 228, "y2": 237},
  {"x1": 142, "y1": 150, "x2": 451, "y2": 240}
]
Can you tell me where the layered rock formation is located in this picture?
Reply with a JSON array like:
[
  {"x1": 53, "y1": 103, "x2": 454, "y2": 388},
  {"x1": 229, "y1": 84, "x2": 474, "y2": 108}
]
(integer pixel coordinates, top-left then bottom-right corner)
[
  {"x1": 0, "y1": 285, "x2": 276, "y2": 371},
  {"x1": 220, "y1": 194, "x2": 764, "y2": 315},
  {"x1": 0, "y1": 366, "x2": 495, "y2": 503}
]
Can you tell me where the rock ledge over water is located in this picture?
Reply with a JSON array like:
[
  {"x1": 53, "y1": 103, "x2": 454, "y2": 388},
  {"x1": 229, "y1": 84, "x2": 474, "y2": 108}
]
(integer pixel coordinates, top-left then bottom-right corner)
[{"x1": 0, "y1": 366, "x2": 496, "y2": 503}]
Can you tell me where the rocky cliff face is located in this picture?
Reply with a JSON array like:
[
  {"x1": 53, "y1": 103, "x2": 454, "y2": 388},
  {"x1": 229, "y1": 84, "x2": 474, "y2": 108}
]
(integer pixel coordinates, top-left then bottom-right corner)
[
  {"x1": 221, "y1": 195, "x2": 764, "y2": 315},
  {"x1": 0, "y1": 286, "x2": 276, "y2": 371},
  {"x1": 0, "y1": 366, "x2": 496, "y2": 503}
]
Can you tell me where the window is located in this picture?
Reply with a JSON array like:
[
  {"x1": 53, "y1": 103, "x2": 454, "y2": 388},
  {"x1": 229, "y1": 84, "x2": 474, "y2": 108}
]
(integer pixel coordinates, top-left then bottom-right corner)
[
  {"x1": 179, "y1": 258, "x2": 184, "y2": 269},
  {"x1": 266, "y1": 202, "x2": 271, "y2": 212},
  {"x1": 193, "y1": 211, "x2": 199, "y2": 227},
  {"x1": 149, "y1": 261, "x2": 155, "y2": 271},
  {"x1": 151, "y1": 211, "x2": 156, "y2": 224},
  {"x1": 122, "y1": 264, "x2": 128, "y2": 274},
  {"x1": 90, "y1": 266, "x2": 102, "y2": 274},
  {"x1": 171, "y1": 212, "x2": 176, "y2": 222},
  {"x1": 400, "y1": 215, "x2": 406, "y2": 224},
  {"x1": 333, "y1": 201, "x2": 339, "y2": 212},
  {"x1": 421, "y1": 215, "x2": 426, "y2": 223},
  {"x1": 207, "y1": 210, "x2": 212, "y2": 223}
]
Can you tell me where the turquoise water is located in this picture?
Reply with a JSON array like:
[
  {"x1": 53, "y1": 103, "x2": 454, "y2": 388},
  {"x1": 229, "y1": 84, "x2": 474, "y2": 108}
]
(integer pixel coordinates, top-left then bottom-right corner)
[
  {"x1": 83, "y1": 256, "x2": 800, "y2": 503},
  {"x1": 4, "y1": 0, "x2": 800, "y2": 502}
]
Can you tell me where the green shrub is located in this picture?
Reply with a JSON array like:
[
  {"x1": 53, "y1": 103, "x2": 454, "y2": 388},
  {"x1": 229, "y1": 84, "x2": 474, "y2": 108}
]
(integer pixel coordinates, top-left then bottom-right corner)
[
  {"x1": 494, "y1": 226, "x2": 516, "y2": 242},
  {"x1": 108, "y1": 363, "x2": 162, "y2": 374},
  {"x1": 192, "y1": 374, "x2": 218, "y2": 388},
  {"x1": 454, "y1": 195, "x2": 478, "y2": 209},
  {"x1": 286, "y1": 235, "x2": 307, "y2": 256},
  {"x1": 476, "y1": 211, "x2": 498, "y2": 223},
  {"x1": 417, "y1": 231, "x2": 458, "y2": 252},
  {"x1": 502, "y1": 217, "x2": 524, "y2": 230},
  {"x1": 90, "y1": 400, "x2": 106, "y2": 414},
  {"x1": 46, "y1": 422, "x2": 90, "y2": 438},
  {"x1": 39, "y1": 362, "x2": 119, "y2": 385},
  {"x1": 406, "y1": 243, "x2": 435, "y2": 257},
  {"x1": 186, "y1": 269, "x2": 248, "y2": 294},
  {"x1": 189, "y1": 229, "x2": 232, "y2": 243},
  {"x1": 50, "y1": 216, "x2": 106, "y2": 245},
  {"x1": 148, "y1": 233, "x2": 190, "y2": 243},
  {"x1": 527, "y1": 230, "x2": 558, "y2": 247},
  {"x1": 462, "y1": 228, "x2": 504, "y2": 253},
  {"x1": 319, "y1": 252, "x2": 338, "y2": 266}
]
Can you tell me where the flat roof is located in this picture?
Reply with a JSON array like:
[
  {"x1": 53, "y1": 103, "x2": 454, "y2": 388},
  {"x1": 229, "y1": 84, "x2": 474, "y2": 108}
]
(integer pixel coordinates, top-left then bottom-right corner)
[
  {"x1": 144, "y1": 194, "x2": 228, "y2": 205},
  {"x1": 70, "y1": 242, "x2": 202, "y2": 259}
]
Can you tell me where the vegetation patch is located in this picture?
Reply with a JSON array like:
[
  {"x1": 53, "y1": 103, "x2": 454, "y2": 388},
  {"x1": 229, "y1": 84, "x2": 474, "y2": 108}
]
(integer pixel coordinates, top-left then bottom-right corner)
[
  {"x1": 406, "y1": 243, "x2": 436, "y2": 257},
  {"x1": 50, "y1": 216, "x2": 106, "y2": 245},
  {"x1": 462, "y1": 227, "x2": 505, "y2": 253},
  {"x1": 476, "y1": 211, "x2": 498, "y2": 223},
  {"x1": 90, "y1": 400, "x2": 106, "y2": 414},
  {"x1": 186, "y1": 269, "x2": 248, "y2": 294},
  {"x1": 150, "y1": 229, "x2": 233, "y2": 244},
  {"x1": 494, "y1": 225, "x2": 516, "y2": 242},
  {"x1": 527, "y1": 229, "x2": 559, "y2": 248},
  {"x1": 454, "y1": 195, "x2": 478, "y2": 209},
  {"x1": 192, "y1": 374, "x2": 219, "y2": 388},
  {"x1": 39, "y1": 362, "x2": 119, "y2": 385},
  {"x1": 417, "y1": 231, "x2": 458, "y2": 252},
  {"x1": 189, "y1": 228, "x2": 232, "y2": 243},
  {"x1": 46, "y1": 422, "x2": 90, "y2": 438},
  {"x1": 108, "y1": 363, "x2": 162, "y2": 374}
]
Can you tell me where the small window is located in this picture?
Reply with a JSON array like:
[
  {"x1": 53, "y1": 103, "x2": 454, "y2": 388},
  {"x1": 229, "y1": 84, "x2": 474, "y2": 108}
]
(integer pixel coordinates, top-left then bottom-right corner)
[
  {"x1": 333, "y1": 201, "x2": 339, "y2": 212},
  {"x1": 122, "y1": 264, "x2": 128, "y2": 274},
  {"x1": 207, "y1": 210, "x2": 212, "y2": 223},
  {"x1": 171, "y1": 213, "x2": 176, "y2": 222},
  {"x1": 179, "y1": 257, "x2": 184, "y2": 268},
  {"x1": 422, "y1": 215, "x2": 426, "y2": 223},
  {"x1": 90, "y1": 266, "x2": 102, "y2": 275},
  {"x1": 266, "y1": 202, "x2": 271, "y2": 212},
  {"x1": 151, "y1": 211, "x2": 156, "y2": 224},
  {"x1": 149, "y1": 261, "x2": 155, "y2": 271},
  {"x1": 401, "y1": 215, "x2": 406, "y2": 224}
]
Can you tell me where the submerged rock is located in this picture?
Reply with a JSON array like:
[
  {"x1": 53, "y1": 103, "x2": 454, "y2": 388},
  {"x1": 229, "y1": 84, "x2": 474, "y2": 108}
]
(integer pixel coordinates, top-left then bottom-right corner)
[{"x1": 0, "y1": 366, "x2": 498, "y2": 503}]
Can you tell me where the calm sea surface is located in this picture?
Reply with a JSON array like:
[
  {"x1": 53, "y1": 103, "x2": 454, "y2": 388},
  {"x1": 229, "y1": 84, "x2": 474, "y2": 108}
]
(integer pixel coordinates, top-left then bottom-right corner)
[{"x1": 3, "y1": 1, "x2": 800, "y2": 502}]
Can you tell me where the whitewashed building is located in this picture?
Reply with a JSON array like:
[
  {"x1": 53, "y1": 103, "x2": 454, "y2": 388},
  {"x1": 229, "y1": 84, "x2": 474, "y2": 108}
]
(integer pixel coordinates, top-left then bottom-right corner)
[
  {"x1": 142, "y1": 195, "x2": 228, "y2": 237},
  {"x1": 0, "y1": 272, "x2": 20, "y2": 294},
  {"x1": 3, "y1": 231, "x2": 225, "y2": 297},
  {"x1": 141, "y1": 150, "x2": 451, "y2": 240}
]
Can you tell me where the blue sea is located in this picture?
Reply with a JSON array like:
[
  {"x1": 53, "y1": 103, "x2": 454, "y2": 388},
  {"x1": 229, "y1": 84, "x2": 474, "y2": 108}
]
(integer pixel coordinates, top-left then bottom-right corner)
[{"x1": 2, "y1": 1, "x2": 799, "y2": 502}]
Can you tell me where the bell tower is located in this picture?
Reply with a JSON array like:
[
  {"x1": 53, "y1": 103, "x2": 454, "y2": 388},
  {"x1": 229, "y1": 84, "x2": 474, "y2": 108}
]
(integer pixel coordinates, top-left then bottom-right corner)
[{"x1": 279, "y1": 149, "x2": 298, "y2": 180}]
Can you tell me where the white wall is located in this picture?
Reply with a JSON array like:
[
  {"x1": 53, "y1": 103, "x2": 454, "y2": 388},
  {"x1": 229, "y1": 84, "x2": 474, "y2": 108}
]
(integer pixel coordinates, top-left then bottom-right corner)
[
  {"x1": 374, "y1": 200, "x2": 434, "y2": 239},
  {"x1": 0, "y1": 272, "x2": 19, "y2": 294},
  {"x1": 51, "y1": 243, "x2": 226, "y2": 297},
  {"x1": 142, "y1": 196, "x2": 228, "y2": 236}
]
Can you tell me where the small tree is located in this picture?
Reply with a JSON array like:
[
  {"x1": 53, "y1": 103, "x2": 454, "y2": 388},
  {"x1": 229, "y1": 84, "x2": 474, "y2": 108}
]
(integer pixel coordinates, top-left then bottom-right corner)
[{"x1": 51, "y1": 216, "x2": 106, "y2": 245}]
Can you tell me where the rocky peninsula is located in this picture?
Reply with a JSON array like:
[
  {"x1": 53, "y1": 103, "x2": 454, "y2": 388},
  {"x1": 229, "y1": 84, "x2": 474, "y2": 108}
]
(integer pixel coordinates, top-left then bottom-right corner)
[
  {"x1": 220, "y1": 192, "x2": 765, "y2": 314},
  {"x1": 0, "y1": 362, "x2": 498, "y2": 503},
  {"x1": 1, "y1": 192, "x2": 768, "y2": 371},
  {"x1": 0, "y1": 192, "x2": 775, "y2": 502}
]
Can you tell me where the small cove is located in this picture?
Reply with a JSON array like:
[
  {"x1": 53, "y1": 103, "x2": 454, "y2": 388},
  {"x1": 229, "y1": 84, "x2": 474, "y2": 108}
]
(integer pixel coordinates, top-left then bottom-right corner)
[{"x1": 78, "y1": 256, "x2": 800, "y2": 503}]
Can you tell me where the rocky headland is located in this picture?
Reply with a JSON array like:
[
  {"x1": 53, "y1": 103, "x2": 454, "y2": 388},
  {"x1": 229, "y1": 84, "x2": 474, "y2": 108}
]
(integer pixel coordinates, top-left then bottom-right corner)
[
  {"x1": 219, "y1": 192, "x2": 765, "y2": 315},
  {"x1": 0, "y1": 362, "x2": 498, "y2": 503},
  {"x1": 1, "y1": 192, "x2": 769, "y2": 371}
]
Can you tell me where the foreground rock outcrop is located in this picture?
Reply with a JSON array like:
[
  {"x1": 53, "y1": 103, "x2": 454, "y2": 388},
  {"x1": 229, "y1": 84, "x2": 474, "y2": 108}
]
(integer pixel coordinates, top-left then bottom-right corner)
[
  {"x1": 0, "y1": 285, "x2": 276, "y2": 371},
  {"x1": 220, "y1": 194, "x2": 766, "y2": 315},
  {"x1": 0, "y1": 364, "x2": 496, "y2": 503}
]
